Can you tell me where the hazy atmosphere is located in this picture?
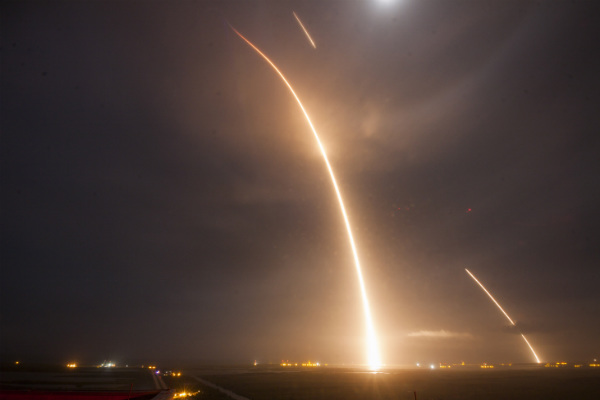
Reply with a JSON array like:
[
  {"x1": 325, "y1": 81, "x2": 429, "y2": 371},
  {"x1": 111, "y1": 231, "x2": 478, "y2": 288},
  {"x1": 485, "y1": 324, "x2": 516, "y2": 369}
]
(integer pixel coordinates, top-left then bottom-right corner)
[{"x1": 2, "y1": 0, "x2": 599, "y2": 367}]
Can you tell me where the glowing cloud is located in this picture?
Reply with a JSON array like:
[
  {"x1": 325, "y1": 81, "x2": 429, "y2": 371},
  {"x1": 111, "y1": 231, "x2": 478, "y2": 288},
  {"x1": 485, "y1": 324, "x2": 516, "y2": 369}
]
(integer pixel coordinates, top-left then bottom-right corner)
[
  {"x1": 407, "y1": 330, "x2": 474, "y2": 339},
  {"x1": 231, "y1": 26, "x2": 381, "y2": 369}
]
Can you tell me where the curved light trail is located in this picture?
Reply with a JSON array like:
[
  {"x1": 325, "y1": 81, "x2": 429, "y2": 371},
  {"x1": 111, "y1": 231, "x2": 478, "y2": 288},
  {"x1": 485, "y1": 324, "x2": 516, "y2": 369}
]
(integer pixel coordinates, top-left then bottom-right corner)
[
  {"x1": 231, "y1": 26, "x2": 381, "y2": 369},
  {"x1": 465, "y1": 268, "x2": 541, "y2": 363}
]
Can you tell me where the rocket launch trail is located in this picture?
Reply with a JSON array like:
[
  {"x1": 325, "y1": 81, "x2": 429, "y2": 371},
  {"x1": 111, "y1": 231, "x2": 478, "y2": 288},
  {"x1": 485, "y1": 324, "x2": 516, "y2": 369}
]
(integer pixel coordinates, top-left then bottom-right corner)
[
  {"x1": 230, "y1": 25, "x2": 381, "y2": 369},
  {"x1": 293, "y1": 11, "x2": 316, "y2": 49},
  {"x1": 465, "y1": 268, "x2": 541, "y2": 363}
]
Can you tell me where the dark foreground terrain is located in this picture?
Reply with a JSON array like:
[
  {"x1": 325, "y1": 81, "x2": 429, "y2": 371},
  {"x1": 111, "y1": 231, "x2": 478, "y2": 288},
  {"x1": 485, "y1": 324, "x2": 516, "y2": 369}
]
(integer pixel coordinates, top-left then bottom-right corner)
[
  {"x1": 0, "y1": 365, "x2": 233, "y2": 400},
  {"x1": 2, "y1": 365, "x2": 599, "y2": 400},
  {"x1": 191, "y1": 365, "x2": 600, "y2": 400},
  {"x1": 0, "y1": 367, "x2": 156, "y2": 391}
]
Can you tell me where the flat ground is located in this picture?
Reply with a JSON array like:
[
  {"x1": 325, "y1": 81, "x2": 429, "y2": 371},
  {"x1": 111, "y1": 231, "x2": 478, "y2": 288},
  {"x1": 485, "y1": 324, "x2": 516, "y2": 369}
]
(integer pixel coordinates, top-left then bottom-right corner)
[
  {"x1": 190, "y1": 365, "x2": 600, "y2": 400},
  {"x1": 3, "y1": 365, "x2": 599, "y2": 399},
  {"x1": 0, "y1": 367, "x2": 156, "y2": 391},
  {"x1": 0, "y1": 366, "x2": 236, "y2": 400}
]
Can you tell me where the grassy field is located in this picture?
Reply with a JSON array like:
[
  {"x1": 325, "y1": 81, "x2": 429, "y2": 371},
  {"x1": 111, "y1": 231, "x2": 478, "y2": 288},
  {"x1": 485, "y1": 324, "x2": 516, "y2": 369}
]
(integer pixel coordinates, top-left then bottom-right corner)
[{"x1": 189, "y1": 366, "x2": 600, "y2": 400}]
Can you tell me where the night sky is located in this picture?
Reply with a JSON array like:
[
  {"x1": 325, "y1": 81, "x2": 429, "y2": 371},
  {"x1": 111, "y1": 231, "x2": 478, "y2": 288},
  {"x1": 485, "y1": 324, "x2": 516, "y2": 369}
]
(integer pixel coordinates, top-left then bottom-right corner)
[{"x1": 2, "y1": 1, "x2": 599, "y2": 366}]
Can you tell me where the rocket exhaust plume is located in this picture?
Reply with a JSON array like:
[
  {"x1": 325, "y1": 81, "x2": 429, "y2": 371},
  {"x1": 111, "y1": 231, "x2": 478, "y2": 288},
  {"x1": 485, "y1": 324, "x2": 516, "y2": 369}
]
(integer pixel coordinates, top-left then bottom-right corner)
[
  {"x1": 465, "y1": 268, "x2": 541, "y2": 363},
  {"x1": 293, "y1": 11, "x2": 317, "y2": 49},
  {"x1": 231, "y1": 25, "x2": 381, "y2": 369}
]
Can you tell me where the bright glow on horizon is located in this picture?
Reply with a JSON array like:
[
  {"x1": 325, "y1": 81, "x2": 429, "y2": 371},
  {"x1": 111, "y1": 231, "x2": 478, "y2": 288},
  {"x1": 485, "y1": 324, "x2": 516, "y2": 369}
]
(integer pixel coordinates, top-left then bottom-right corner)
[
  {"x1": 231, "y1": 25, "x2": 381, "y2": 370},
  {"x1": 174, "y1": 390, "x2": 200, "y2": 398},
  {"x1": 465, "y1": 268, "x2": 541, "y2": 363}
]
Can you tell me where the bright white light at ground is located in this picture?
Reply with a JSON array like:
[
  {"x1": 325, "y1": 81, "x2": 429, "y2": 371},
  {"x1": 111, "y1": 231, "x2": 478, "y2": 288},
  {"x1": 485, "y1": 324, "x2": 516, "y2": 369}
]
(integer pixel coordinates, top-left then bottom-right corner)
[{"x1": 430, "y1": 364, "x2": 435, "y2": 369}]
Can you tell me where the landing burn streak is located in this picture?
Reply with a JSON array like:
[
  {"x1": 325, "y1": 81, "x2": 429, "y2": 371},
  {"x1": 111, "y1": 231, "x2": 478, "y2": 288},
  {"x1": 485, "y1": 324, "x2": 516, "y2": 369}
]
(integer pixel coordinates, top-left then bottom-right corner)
[
  {"x1": 465, "y1": 268, "x2": 541, "y2": 363},
  {"x1": 231, "y1": 26, "x2": 381, "y2": 369},
  {"x1": 293, "y1": 11, "x2": 316, "y2": 49}
]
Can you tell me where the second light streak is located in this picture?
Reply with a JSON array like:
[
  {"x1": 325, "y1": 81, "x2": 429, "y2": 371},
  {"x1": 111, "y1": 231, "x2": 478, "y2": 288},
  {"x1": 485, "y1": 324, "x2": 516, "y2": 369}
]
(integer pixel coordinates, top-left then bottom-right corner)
[{"x1": 465, "y1": 268, "x2": 541, "y2": 363}]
